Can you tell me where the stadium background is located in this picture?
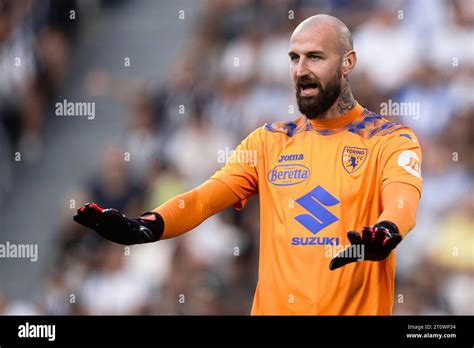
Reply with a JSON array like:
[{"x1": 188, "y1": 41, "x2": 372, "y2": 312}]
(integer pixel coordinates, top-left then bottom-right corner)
[{"x1": 0, "y1": 0, "x2": 472, "y2": 315}]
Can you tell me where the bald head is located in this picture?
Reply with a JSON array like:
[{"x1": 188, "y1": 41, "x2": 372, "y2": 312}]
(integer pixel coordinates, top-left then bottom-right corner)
[
  {"x1": 288, "y1": 15, "x2": 357, "y2": 119},
  {"x1": 291, "y1": 14, "x2": 353, "y2": 55}
]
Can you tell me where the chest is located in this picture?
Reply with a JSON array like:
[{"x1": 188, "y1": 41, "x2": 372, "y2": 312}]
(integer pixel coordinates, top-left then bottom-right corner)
[{"x1": 259, "y1": 133, "x2": 382, "y2": 204}]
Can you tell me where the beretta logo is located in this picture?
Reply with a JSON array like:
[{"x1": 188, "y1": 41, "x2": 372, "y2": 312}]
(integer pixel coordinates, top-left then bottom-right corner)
[{"x1": 267, "y1": 164, "x2": 310, "y2": 186}]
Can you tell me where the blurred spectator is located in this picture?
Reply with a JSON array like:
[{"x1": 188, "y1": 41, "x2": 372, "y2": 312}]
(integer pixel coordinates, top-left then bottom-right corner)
[
  {"x1": 353, "y1": 7, "x2": 420, "y2": 92},
  {"x1": 0, "y1": 124, "x2": 12, "y2": 206},
  {"x1": 0, "y1": 0, "x2": 73, "y2": 163},
  {"x1": 78, "y1": 243, "x2": 153, "y2": 315},
  {"x1": 41, "y1": 265, "x2": 74, "y2": 315},
  {"x1": 122, "y1": 92, "x2": 164, "y2": 180},
  {"x1": 165, "y1": 107, "x2": 237, "y2": 187},
  {"x1": 86, "y1": 143, "x2": 145, "y2": 216}
]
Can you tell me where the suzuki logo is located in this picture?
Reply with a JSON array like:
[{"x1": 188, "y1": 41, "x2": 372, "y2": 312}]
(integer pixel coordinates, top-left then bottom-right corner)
[{"x1": 295, "y1": 185, "x2": 340, "y2": 234}]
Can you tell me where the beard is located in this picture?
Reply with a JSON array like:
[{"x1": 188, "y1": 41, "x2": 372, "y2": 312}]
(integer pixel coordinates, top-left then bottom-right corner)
[{"x1": 295, "y1": 67, "x2": 342, "y2": 120}]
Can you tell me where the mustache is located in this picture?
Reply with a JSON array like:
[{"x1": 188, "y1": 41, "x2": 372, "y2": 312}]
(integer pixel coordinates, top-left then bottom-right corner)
[{"x1": 296, "y1": 77, "x2": 322, "y2": 90}]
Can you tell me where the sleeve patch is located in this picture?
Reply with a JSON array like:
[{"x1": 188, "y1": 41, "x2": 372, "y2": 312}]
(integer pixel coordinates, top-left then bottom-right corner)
[{"x1": 398, "y1": 150, "x2": 422, "y2": 179}]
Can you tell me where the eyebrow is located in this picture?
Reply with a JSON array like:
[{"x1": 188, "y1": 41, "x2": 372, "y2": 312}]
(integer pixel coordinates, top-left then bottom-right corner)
[{"x1": 288, "y1": 50, "x2": 326, "y2": 57}]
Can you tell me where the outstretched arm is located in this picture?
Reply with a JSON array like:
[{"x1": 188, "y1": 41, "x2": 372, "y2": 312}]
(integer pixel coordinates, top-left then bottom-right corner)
[
  {"x1": 376, "y1": 181, "x2": 420, "y2": 238},
  {"x1": 73, "y1": 179, "x2": 240, "y2": 245},
  {"x1": 329, "y1": 182, "x2": 420, "y2": 270},
  {"x1": 74, "y1": 128, "x2": 262, "y2": 244},
  {"x1": 153, "y1": 179, "x2": 240, "y2": 239}
]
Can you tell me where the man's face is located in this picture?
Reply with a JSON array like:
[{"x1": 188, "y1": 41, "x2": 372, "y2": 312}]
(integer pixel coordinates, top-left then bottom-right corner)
[{"x1": 289, "y1": 24, "x2": 343, "y2": 119}]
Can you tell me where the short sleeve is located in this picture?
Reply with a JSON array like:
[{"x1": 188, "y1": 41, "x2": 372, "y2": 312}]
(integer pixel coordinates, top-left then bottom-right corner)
[
  {"x1": 210, "y1": 128, "x2": 262, "y2": 209},
  {"x1": 380, "y1": 129, "x2": 423, "y2": 196}
]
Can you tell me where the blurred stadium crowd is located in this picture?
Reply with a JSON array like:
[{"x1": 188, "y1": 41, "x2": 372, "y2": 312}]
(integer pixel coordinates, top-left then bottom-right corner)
[
  {"x1": 0, "y1": 0, "x2": 473, "y2": 315},
  {"x1": 0, "y1": 0, "x2": 76, "y2": 196}
]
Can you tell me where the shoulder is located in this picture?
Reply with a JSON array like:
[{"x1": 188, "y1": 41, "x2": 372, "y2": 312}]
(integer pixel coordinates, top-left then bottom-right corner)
[
  {"x1": 369, "y1": 111, "x2": 420, "y2": 147},
  {"x1": 346, "y1": 108, "x2": 411, "y2": 139},
  {"x1": 383, "y1": 127, "x2": 420, "y2": 146},
  {"x1": 377, "y1": 121, "x2": 422, "y2": 165},
  {"x1": 262, "y1": 115, "x2": 309, "y2": 137}
]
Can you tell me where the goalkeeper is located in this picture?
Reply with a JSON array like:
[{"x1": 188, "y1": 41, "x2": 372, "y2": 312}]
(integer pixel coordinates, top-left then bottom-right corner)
[{"x1": 74, "y1": 14, "x2": 422, "y2": 315}]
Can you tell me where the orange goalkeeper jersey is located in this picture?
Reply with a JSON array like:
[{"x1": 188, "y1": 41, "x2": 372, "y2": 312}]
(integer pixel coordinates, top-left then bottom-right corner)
[{"x1": 210, "y1": 103, "x2": 423, "y2": 315}]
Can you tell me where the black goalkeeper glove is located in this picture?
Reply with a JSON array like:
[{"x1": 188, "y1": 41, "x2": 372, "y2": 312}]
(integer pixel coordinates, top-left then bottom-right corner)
[
  {"x1": 329, "y1": 221, "x2": 402, "y2": 271},
  {"x1": 73, "y1": 203, "x2": 164, "y2": 245}
]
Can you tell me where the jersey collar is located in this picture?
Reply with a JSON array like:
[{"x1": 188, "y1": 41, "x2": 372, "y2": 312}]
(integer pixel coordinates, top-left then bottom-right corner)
[
  {"x1": 263, "y1": 102, "x2": 366, "y2": 137},
  {"x1": 308, "y1": 102, "x2": 364, "y2": 131}
]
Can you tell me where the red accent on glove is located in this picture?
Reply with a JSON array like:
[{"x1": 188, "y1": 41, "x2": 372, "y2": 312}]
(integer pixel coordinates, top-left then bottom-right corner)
[
  {"x1": 140, "y1": 214, "x2": 157, "y2": 221},
  {"x1": 89, "y1": 203, "x2": 105, "y2": 212}
]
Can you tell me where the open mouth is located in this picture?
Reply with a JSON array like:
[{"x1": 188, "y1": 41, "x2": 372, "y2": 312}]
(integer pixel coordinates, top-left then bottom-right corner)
[{"x1": 299, "y1": 83, "x2": 319, "y2": 97}]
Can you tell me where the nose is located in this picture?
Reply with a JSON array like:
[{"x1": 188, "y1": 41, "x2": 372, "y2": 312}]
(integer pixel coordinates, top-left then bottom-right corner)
[{"x1": 295, "y1": 57, "x2": 310, "y2": 79}]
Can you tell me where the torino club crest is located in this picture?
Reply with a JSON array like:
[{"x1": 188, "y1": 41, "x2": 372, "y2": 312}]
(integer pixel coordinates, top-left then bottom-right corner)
[{"x1": 342, "y1": 146, "x2": 368, "y2": 174}]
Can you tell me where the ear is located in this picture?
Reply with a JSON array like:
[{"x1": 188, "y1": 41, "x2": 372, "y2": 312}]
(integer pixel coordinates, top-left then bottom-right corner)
[{"x1": 341, "y1": 50, "x2": 357, "y2": 77}]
